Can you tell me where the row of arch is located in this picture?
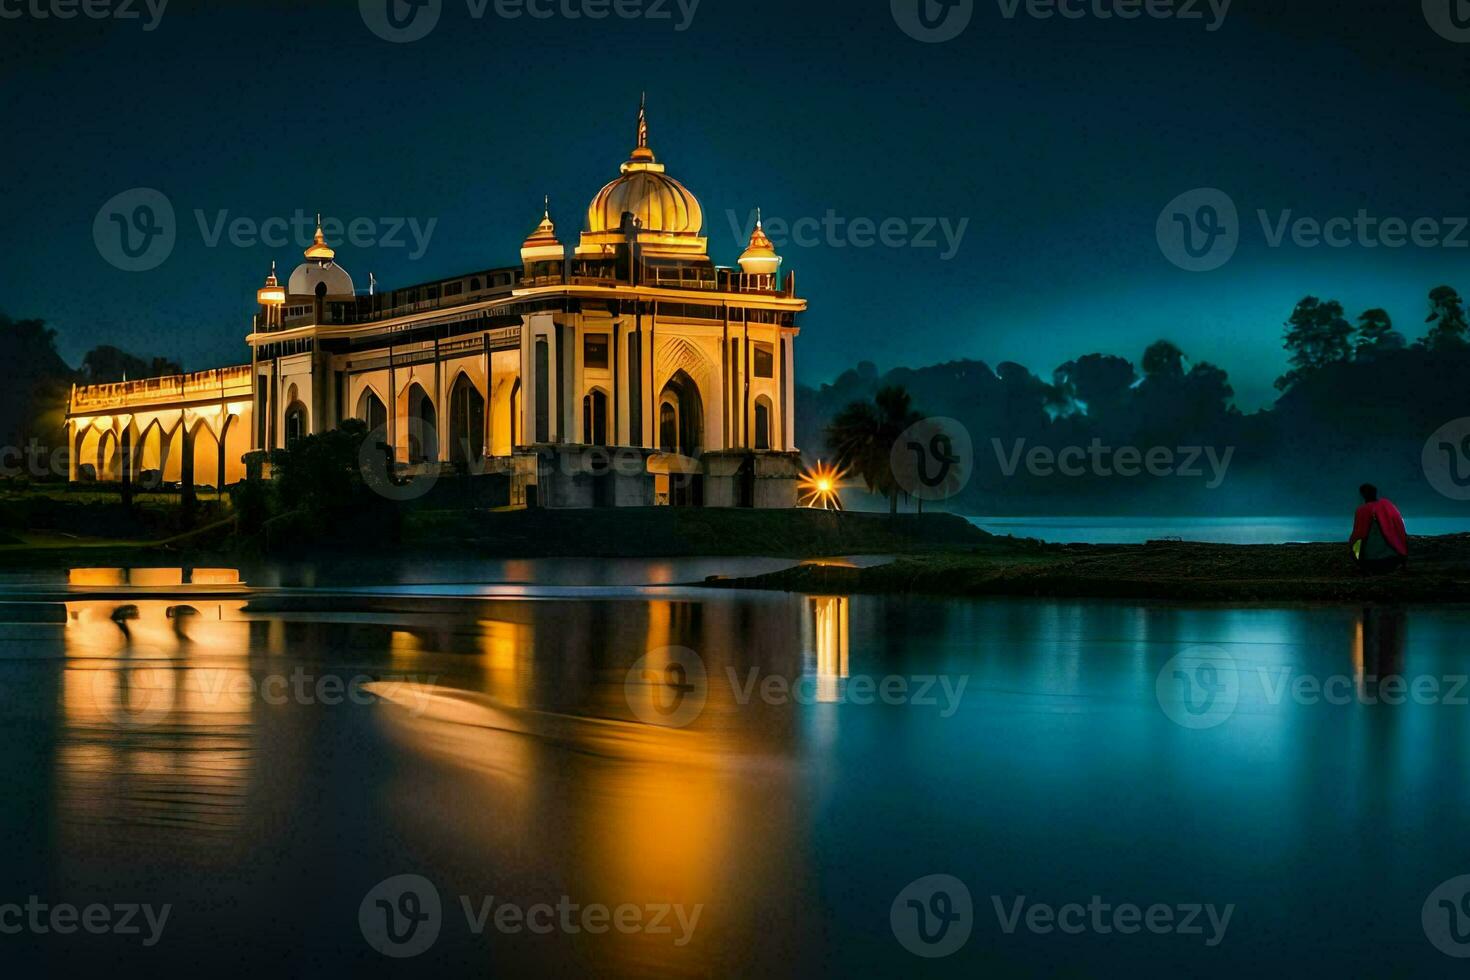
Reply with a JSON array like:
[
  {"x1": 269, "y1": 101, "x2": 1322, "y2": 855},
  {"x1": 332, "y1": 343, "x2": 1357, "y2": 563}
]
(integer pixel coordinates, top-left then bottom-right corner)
[
  {"x1": 352, "y1": 368, "x2": 773, "y2": 462},
  {"x1": 348, "y1": 373, "x2": 522, "y2": 467},
  {"x1": 74, "y1": 415, "x2": 249, "y2": 489}
]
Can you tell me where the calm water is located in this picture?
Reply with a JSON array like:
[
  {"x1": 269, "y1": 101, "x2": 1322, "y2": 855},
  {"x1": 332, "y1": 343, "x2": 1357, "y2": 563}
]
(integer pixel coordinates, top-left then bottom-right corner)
[
  {"x1": 968, "y1": 514, "x2": 1470, "y2": 544},
  {"x1": 4, "y1": 560, "x2": 1470, "y2": 976}
]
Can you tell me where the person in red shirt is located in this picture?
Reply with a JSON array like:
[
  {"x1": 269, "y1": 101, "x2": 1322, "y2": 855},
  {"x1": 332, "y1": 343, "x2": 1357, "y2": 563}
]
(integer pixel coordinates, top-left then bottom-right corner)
[{"x1": 1349, "y1": 483, "x2": 1408, "y2": 575}]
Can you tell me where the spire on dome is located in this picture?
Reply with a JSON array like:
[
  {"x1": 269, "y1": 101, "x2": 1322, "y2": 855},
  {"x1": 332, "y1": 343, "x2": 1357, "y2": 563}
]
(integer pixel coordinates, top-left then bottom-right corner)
[
  {"x1": 304, "y1": 212, "x2": 335, "y2": 262},
  {"x1": 630, "y1": 92, "x2": 655, "y2": 164}
]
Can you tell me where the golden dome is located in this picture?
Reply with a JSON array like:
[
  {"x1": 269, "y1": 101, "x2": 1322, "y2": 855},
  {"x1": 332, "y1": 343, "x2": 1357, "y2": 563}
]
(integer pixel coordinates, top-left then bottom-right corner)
[
  {"x1": 304, "y1": 214, "x2": 335, "y2": 262},
  {"x1": 587, "y1": 169, "x2": 703, "y2": 235},
  {"x1": 585, "y1": 96, "x2": 703, "y2": 236}
]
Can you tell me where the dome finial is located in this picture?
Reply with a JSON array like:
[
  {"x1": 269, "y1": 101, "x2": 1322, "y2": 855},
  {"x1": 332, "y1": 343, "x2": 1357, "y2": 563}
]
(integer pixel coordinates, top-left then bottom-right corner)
[
  {"x1": 740, "y1": 206, "x2": 781, "y2": 276},
  {"x1": 305, "y1": 212, "x2": 335, "y2": 262},
  {"x1": 629, "y1": 93, "x2": 655, "y2": 164}
]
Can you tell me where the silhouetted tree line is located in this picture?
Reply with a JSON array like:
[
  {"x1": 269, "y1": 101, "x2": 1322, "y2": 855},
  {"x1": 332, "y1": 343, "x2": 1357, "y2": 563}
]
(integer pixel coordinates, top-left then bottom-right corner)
[
  {"x1": 0, "y1": 313, "x2": 183, "y2": 477},
  {"x1": 804, "y1": 285, "x2": 1470, "y2": 515}
]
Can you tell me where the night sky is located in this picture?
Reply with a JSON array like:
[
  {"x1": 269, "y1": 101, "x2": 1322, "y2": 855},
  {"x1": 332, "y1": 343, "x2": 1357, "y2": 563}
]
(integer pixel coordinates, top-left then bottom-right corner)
[{"x1": 5, "y1": 0, "x2": 1469, "y2": 409}]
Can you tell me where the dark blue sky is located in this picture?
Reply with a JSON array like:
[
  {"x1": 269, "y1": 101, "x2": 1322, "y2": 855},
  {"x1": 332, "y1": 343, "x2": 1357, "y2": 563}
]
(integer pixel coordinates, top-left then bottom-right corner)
[{"x1": 5, "y1": 0, "x2": 1469, "y2": 408}]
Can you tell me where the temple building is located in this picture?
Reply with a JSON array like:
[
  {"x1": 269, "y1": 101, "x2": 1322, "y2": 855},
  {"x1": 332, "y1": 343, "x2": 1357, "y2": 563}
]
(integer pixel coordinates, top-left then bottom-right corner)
[{"x1": 66, "y1": 102, "x2": 806, "y2": 508}]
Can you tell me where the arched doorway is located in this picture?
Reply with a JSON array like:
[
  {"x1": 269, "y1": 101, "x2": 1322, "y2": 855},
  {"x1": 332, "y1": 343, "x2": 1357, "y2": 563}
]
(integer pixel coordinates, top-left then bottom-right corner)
[
  {"x1": 356, "y1": 388, "x2": 388, "y2": 437},
  {"x1": 284, "y1": 402, "x2": 308, "y2": 449},
  {"x1": 657, "y1": 370, "x2": 704, "y2": 457},
  {"x1": 76, "y1": 426, "x2": 100, "y2": 481},
  {"x1": 583, "y1": 388, "x2": 609, "y2": 446},
  {"x1": 190, "y1": 422, "x2": 221, "y2": 491},
  {"x1": 448, "y1": 373, "x2": 485, "y2": 468},
  {"x1": 136, "y1": 422, "x2": 166, "y2": 488},
  {"x1": 754, "y1": 396, "x2": 773, "y2": 451},
  {"x1": 97, "y1": 430, "x2": 120, "y2": 481},
  {"x1": 406, "y1": 383, "x2": 438, "y2": 464},
  {"x1": 221, "y1": 414, "x2": 249, "y2": 485}
]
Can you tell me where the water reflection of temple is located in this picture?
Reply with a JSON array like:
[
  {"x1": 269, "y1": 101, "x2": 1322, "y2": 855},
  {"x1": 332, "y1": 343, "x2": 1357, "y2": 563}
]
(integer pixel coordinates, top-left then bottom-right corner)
[{"x1": 58, "y1": 570, "x2": 255, "y2": 854}]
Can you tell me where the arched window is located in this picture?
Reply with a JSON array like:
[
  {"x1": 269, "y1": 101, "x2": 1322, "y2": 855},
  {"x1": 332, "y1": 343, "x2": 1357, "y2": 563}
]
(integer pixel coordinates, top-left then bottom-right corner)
[
  {"x1": 754, "y1": 396, "x2": 772, "y2": 451},
  {"x1": 583, "y1": 389, "x2": 609, "y2": 446}
]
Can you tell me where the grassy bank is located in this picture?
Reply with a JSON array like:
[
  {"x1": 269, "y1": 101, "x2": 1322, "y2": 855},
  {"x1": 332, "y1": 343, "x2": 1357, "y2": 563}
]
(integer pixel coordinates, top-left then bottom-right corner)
[
  {"x1": 707, "y1": 534, "x2": 1470, "y2": 603},
  {"x1": 0, "y1": 501, "x2": 993, "y2": 566}
]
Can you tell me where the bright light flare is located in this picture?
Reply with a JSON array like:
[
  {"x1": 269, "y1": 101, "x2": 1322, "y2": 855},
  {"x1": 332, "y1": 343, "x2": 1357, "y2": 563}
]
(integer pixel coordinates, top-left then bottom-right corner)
[{"x1": 798, "y1": 461, "x2": 845, "y2": 511}]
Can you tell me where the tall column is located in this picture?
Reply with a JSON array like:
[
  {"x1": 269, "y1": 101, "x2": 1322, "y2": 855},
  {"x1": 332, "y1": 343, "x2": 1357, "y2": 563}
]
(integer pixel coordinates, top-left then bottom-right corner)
[{"x1": 217, "y1": 418, "x2": 227, "y2": 494}]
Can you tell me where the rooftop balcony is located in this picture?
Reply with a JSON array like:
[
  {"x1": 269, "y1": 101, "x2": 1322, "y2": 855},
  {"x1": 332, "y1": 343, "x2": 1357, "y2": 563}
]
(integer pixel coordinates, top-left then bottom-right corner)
[{"x1": 258, "y1": 260, "x2": 798, "y2": 334}]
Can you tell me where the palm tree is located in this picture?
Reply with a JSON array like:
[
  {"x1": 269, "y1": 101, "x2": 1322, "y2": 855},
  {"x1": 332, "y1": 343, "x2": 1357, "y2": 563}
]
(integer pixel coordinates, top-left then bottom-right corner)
[{"x1": 825, "y1": 385, "x2": 921, "y2": 515}]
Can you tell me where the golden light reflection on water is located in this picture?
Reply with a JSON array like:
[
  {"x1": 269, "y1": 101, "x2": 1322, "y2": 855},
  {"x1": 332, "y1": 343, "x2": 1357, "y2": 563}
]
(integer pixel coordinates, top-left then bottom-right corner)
[
  {"x1": 810, "y1": 596, "x2": 850, "y2": 704},
  {"x1": 58, "y1": 585, "x2": 254, "y2": 849}
]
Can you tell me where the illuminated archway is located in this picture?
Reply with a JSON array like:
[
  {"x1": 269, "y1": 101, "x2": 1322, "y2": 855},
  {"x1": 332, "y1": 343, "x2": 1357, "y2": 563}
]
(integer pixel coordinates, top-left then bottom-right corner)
[
  {"x1": 190, "y1": 421, "x2": 221, "y2": 491},
  {"x1": 221, "y1": 414, "x2": 248, "y2": 485},
  {"x1": 356, "y1": 387, "x2": 388, "y2": 437},
  {"x1": 657, "y1": 370, "x2": 704, "y2": 457},
  {"x1": 583, "y1": 387, "x2": 609, "y2": 446},
  {"x1": 406, "y1": 383, "x2": 437, "y2": 464},
  {"x1": 448, "y1": 372, "x2": 485, "y2": 468},
  {"x1": 284, "y1": 401, "x2": 308, "y2": 449},
  {"x1": 97, "y1": 430, "x2": 120, "y2": 481},
  {"x1": 754, "y1": 396, "x2": 773, "y2": 451}
]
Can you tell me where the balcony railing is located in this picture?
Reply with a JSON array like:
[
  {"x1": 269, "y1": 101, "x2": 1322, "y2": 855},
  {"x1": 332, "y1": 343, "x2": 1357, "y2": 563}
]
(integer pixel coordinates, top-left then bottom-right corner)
[{"x1": 70, "y1": 365, "x2": 254, "y2": 414}]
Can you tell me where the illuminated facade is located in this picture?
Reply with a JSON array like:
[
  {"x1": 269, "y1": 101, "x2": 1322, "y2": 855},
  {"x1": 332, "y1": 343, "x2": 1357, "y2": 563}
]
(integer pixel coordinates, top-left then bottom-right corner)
[{"x1": 66, "y1": 102, "x2": 806, "y2": 508}]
